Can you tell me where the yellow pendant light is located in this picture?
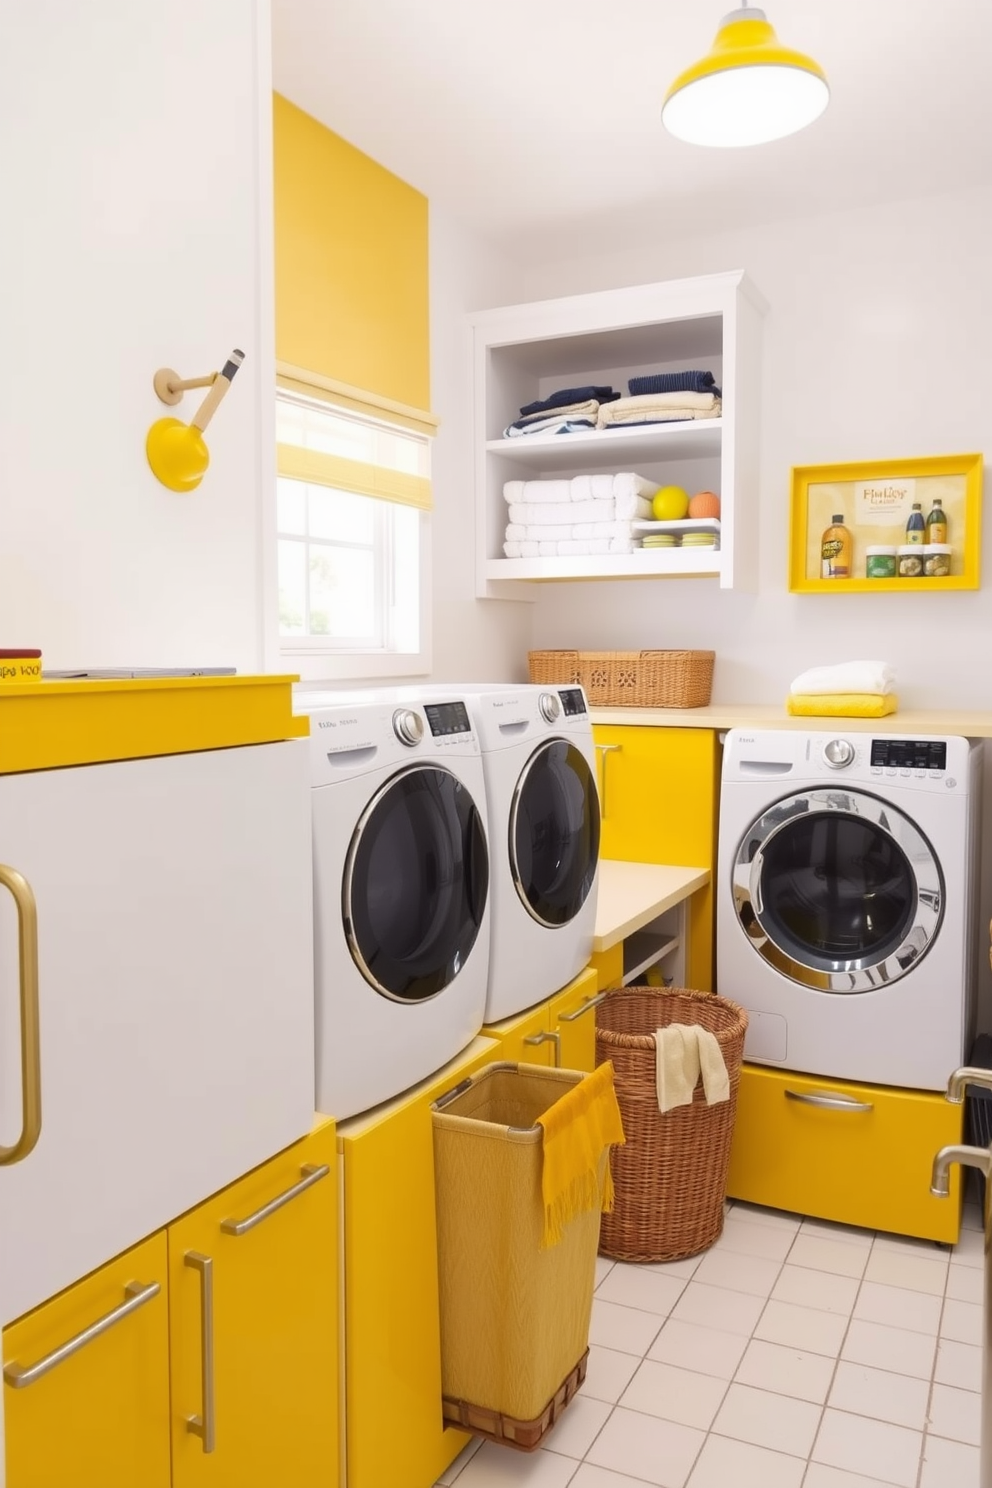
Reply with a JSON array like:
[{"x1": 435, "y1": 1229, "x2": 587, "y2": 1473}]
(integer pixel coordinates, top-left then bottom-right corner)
[{"x1": 662, "y1": 5, "x2": 829, "y2": 148}]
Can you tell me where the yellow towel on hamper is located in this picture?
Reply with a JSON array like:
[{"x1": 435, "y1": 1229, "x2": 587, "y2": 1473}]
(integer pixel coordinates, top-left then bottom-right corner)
[
  {"x1": 787, "y1": 692, "x2": 899, "y2": 718},
  {"x1": 535, "y1": 1060, "x2": 625, "y2": 1248},
  {"x1": 655, "y1": 1026, "x2": 730, "y2": 1113}
]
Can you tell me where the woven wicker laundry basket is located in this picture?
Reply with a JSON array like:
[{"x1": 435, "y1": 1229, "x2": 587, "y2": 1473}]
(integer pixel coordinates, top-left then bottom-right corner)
[
  {"x1": 431, "y1": 1062, "x2": 610, "y2": 1451},
  {"x1": 596, "y1": 987, "x2": 748, "y2": 1262}
]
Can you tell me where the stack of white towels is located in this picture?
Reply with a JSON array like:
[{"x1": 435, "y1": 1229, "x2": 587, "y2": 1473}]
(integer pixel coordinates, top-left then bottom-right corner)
[{"x1": 503, "y1": 473, "x2": 657, "y2": 557}]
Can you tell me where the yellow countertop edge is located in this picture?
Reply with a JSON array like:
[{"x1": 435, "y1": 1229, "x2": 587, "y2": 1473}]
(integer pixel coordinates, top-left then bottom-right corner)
[
  {"x1": 594, "y1": 860, "x2": 710, "y2": 953},
  {"x1": 590, "y1": 704, "x2": 992, "y2": 737},
  {"x1": 0, "y1": 674, "x2": 307, "y2": 774}
]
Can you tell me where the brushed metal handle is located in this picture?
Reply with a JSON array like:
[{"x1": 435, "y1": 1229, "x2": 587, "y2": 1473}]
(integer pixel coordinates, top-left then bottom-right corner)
[
  {"x1": 220, "y1": 1163, "x2": 330, "y2": 1236},
  {"x1": 185, "y1": 1251, "x2": 216, "y2": 1453},
  {"x1": 558, "y1": 992, "x2": 609, "y2": 1022},
  {"x1": 524, "y1": 1030, "x2": 561, "y2": 1066},
  {"x1": 3, "y1": 1280, "x2": 160, "y2": 1389},
  {"x1": 0, "y1": 864, "x2": 42, "y2": 1167},
  {"x1": 594, "y1": 743, "x2": 622, "y2": 819},
  {"x1": 785, "y1": 1088, "x2": 874, "y2": 1113}
]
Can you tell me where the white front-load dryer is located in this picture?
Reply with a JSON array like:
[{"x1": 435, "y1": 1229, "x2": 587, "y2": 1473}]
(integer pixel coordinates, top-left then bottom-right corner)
[
  {"x1": 299, "y1": 694, "x2": 491, "y2": 1120},
  {"x1": 461, "y1": 683, "x2": 601, "y2": 1022},
  {"x1": 717, "y1": 728, "x2": 982, "y2": 1091}
]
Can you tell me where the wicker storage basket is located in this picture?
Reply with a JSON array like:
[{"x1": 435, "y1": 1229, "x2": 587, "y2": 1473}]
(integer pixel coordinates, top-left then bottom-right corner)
[
  {"x1": 528, "y1": 650, "x2": 715, "y2": 708},
  {"x1": 431, "y1": 1062, "x2": 607, "y2": 1451},
  {"x1": 596, "y1": 987, "x2": 748, "y2": 1262}
]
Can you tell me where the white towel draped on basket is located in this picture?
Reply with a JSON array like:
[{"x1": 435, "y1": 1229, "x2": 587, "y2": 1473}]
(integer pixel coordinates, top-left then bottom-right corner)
[{"x1": 655, "y1": 1026, "x2": 729, "y2": 1114}]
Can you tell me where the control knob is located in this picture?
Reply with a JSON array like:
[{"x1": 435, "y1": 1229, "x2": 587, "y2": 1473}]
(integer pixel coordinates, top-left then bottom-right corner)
[
  {"x1": 823, "y1": 738, "x2": 854, "y2": 768},
  {"x1": 392, "y1": 708, "x2": 424, "y2": 747},
  {"x1": 539, "y1": 691, "x2": 561, "y2": 723}
]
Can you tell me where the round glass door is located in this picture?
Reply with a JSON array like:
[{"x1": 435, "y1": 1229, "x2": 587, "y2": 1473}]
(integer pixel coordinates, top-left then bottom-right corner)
[
  {"x1": 509, "y1": 740, "x2": 601, "y2": 928},
  {"x1": 732, "y1": 788, "x2": 943, "y2": 992},
  {"x1": 343, "y1": 764, "x2": 489, "y2": 1002}
]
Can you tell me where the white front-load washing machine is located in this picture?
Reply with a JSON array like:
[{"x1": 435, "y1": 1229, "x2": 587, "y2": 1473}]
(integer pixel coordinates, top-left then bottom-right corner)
[
  {"x1": 717, "y1": 728, "x2": 982, "y2": 1091},
  {"x1": 298, "y1": 694, "x2": 491, "y2": 1120},
  {"x1": 460, "y1": 683, "x2": 601, "y2": 1022}
]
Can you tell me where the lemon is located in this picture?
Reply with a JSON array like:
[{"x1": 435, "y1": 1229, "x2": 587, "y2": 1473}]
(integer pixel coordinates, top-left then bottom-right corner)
[{"x1": 651, "y1": 485, "x2": 689, "y2": 522}]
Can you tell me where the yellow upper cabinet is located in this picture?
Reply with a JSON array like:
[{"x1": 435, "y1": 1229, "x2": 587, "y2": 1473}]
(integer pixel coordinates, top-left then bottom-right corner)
[{"x1": 272, "y1": 93, "x2": 430, "y2": 415}]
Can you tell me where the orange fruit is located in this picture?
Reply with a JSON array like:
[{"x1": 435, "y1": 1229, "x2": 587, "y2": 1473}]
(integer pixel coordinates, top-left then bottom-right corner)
[{"x1": 688, "y1": 490, "x2": 721, "y2": 519}]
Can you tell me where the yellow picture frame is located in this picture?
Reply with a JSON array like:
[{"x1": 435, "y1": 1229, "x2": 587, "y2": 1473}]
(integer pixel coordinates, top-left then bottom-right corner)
[{"x1": 788, "y1": 453, "x2": 984, "y2": 593}]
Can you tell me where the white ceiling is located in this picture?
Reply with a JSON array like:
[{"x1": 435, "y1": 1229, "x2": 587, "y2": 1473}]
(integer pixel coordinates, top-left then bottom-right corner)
[{"x1": 272, "y1": 1, "x2": 992, "y2": 265}]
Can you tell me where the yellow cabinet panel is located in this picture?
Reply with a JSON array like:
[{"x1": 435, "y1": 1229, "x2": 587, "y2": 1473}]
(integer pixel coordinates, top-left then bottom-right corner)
[
  {"x1": 482, "y1": 1002, "x2": 556, "y2": 1065},
  {"x1": 169, "y1": 1119, "x2": 338, "y2": 1488},
  {"x1": 593, "y1": 725, "x2": 719, "y2": 990},
  {"x1": 727, "y1": 1064, "x2": 964, "y2": 1243},
  {"x1": 549, "y1": 967, "x2": 600, "y2": 1073},
  {"x1": 337, "y1": 1038, "x2": 498, "y2": 1488},
  {"x1": 3, "y1": 1232, "x2": 171, "y2": 1488}
]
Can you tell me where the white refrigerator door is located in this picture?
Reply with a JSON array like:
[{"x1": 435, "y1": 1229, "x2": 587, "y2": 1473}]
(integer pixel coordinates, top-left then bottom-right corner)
[{"x1": 0, "y1": 740, "x2": 314, "y2": 1325}]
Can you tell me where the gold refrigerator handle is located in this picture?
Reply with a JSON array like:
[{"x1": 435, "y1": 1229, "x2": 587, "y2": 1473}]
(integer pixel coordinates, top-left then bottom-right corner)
[{"x1": 0, "y1": 863, "x2": 42, "y2": 1166}]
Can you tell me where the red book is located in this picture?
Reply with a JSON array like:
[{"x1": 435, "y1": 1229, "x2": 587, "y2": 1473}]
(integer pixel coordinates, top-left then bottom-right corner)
[{"x1": 0, "y1": 648, "x2": 42, "y2": 658}]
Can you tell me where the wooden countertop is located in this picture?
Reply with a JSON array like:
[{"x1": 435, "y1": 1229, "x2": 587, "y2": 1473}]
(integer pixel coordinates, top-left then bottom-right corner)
[
  {"x1": 594, "y1": 860, "x2": 710, "y2": 953},
  {"x1": 590, "y1": 704, "x2": 992, "y2": 737}
]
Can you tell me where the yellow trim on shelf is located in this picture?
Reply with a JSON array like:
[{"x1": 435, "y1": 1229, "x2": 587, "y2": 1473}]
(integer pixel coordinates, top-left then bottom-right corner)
[{"x1": 0, "y1": 676, "x2": 305, "y2": 774}]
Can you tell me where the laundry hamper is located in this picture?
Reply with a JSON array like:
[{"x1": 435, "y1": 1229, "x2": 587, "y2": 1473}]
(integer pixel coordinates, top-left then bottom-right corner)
[
  {"x1": 596, "y1": 987, "x2": 748, "y2": 1262},
  {"x1": 431, "y1": 1061, "x2": 621, "y2": 1451}
]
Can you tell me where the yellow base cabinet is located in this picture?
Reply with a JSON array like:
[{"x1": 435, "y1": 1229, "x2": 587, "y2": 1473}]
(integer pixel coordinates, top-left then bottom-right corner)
[
  {"x1": 3, "y1": 1233, "x2": 171, "y2": 1488},
  {"x1": 4, "y1": 1120, "x2": 338, "y2": 1488},
  {"x1": 726, "y1": 1064, "x2": 964, "y2": 1243},
  {"x1": 169, "y1": 1118, "x2": 338, "y2": 1488},
  {"x1": 592, "y1": 725, "x2": 718, "y2": 990},
  {"x1": 336, "y1": 1038, "x2": 499, "y2": 1488},
  {"x1": 482, "y1": 967, "x2": 600, "y2": 1074}
]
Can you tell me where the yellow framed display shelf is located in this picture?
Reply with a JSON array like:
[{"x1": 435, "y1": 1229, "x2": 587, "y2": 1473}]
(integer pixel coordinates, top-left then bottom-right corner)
[
  {"x1": 789, "y1": 452, "x2": 983, "y2": 594},
  {"x1": 0, "y1": 675, "x2": 305, "y2": 774}
]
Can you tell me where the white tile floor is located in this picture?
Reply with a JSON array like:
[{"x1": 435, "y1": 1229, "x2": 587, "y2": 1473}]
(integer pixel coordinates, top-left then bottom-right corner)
[{"x1": 433, "y1": 1198, "x2": 986, "y2": 1488}]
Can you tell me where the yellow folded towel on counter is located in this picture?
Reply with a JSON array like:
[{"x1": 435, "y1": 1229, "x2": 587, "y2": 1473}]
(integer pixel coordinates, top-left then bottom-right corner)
[
  {"x1": 787, "y1": 692, "x2": 899, "y2": 718},
  {"x1": 655, "y1": 1025, "x2": 730, "y2": 1113},
  {"x1": 536, "y1": 1060, "x2": 625, "y2": 1248}
]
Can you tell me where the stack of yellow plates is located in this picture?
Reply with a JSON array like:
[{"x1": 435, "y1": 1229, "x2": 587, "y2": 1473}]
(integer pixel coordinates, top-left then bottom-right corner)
[
  {"x1": 682, "y1": 533, "x2": 718, "y2": 549},
  {"x1": 640, "y1": 534, "x2": 679, "y2": 548}
]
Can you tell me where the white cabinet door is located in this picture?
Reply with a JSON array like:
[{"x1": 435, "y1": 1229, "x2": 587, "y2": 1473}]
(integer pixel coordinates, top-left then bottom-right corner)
[{"x1": 0, "y1": 740, "x2": 314, "y2": 1325}]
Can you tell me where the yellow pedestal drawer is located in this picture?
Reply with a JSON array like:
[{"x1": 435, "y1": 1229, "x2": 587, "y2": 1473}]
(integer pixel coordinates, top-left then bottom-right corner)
[{"x1": 726, "y1": 1064, "x2": 965, "y2": 1243}]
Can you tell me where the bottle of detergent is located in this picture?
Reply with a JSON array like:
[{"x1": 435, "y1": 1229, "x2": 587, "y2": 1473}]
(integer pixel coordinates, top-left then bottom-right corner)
[{"x1": 821, "y1": 514, "x2": 852, "y2": 578}]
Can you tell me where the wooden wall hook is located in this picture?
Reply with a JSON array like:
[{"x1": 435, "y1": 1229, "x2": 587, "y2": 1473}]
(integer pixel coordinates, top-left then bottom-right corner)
[{"x1": 153, "y1": 367, "x2": 217, "y2": 407}]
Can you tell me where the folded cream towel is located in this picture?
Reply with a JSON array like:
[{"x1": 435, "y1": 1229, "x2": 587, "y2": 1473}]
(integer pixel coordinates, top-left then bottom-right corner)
[
  {"x1": 502, "y1": 478, "x2": 572, "y2": 505},
  {"x1": 571, "y1": 473, "x2": 616, "y2": 502},
  {"x1": 599, "y1": 393, "x2": 720, "y2": 428},
  {"x1": 655, "y1": 1025, "x2": 730, "y2": 1113},
  {"x1": 507, "y1": 499, "x2": 617, "y2": 526},
  {"x1": 790, "y1": 660, "x2": 896, "y2": 697}
]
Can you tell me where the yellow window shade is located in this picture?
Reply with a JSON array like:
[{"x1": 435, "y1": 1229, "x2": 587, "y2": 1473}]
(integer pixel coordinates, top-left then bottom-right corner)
[
  {"x1": 276, "y1": 385, "x2": 432, "y2": 512},
  {"x1": 272, "y1": 93, "x2": 431, "y2": 416},
  {"x1": 276, "y1": 446, "x2": 431, "y2": 511},
  {"x1": 277, "y1": 367, "x2": 438, "y2": 440}
]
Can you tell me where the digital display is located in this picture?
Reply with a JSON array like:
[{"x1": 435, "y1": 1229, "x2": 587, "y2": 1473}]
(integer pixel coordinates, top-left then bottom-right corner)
[
  {"x1": 424, "y1": 701, "x2": 471, "y2": 737},
  {"x1": 870, "y1": 739, "x2": 947, "y2": 770},
  {"x1": 559, "y1": 688, "x2": 587, "y2": 717}
]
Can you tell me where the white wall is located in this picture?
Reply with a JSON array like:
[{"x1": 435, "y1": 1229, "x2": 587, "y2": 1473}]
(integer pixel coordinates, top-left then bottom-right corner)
[
  {"x1": 426, "y1": 207, "x2": 534, "y2": 681},
  {"x1": 0, "y1": 1, "x2": 274, "y2": 673},
  {"x1": 507, "y1": 182, "x2": 992, "y2": 711}
]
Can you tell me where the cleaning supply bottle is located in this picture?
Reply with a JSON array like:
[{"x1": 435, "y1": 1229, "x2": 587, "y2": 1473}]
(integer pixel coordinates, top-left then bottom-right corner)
[
  {"x1": 925, "y1": 498, "x2": 948, "y2": 545},
  {"x1": 905, "y1": 502, "x2": 925, "y2": 545},
  {"x1": 821, "y1": 514, "x2": 852, "y2": 578}
]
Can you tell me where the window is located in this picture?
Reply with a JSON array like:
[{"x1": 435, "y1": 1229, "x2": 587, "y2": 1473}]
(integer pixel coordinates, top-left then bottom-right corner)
[{"x1": 275, "y1": 385, "x2": 432, "y2": 678}]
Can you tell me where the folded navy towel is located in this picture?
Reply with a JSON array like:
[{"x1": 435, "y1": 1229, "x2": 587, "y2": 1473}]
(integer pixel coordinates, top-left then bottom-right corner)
[
  {"x1": 520, "y1": 385, "x2": 620, "y2": 417},
  {"x1": 628, "y1": 370, "x2": 721, "y2": 397}
]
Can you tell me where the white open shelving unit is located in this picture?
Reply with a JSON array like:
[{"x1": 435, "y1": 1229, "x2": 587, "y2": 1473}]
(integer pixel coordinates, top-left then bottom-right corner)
[{"x1": 468, "y1": 269, "x2": 766, "y2": 598}]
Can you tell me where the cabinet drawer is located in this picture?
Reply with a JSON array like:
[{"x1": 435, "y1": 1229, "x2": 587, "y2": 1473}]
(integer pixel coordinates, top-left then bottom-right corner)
[{"x1": 726, "y1": 1064, "x2": 964, "y2": 1243}]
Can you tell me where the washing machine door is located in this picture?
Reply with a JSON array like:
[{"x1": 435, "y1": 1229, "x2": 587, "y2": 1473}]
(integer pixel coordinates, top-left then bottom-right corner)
[
  {"x1": 508, "y1": 740, "x2": 601, "y2": 928},
  {"x1": 343, "y1": 764, "x2": 489, "y2": 1002},
  {"x1": 732, "y1": 787, "x2": 943, "y2": 993}
]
